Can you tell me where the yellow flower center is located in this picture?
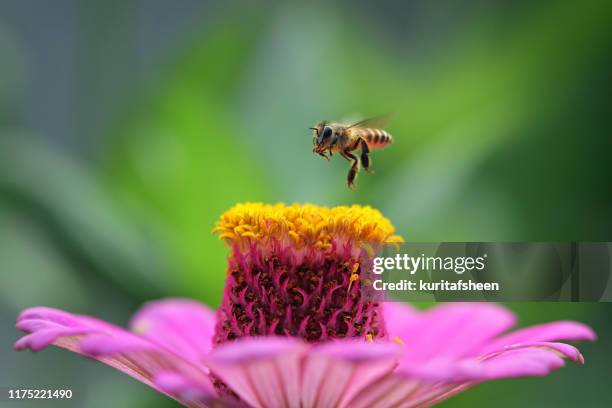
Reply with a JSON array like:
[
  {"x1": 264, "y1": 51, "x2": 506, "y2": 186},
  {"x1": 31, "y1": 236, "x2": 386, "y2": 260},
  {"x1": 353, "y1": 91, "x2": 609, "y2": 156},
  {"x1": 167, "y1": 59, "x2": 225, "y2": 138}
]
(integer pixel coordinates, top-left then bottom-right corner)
[{"x1": 213, "y1": 202, "x2": 403, "y2": 251}]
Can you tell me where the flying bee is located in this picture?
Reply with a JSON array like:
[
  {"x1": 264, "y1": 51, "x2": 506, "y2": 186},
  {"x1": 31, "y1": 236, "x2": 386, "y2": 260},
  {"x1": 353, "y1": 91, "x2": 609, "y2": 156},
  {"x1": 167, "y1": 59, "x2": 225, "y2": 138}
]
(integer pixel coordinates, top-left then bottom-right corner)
[{"x1": 310, "y1": 114, "x2": 394, "y2": 189}]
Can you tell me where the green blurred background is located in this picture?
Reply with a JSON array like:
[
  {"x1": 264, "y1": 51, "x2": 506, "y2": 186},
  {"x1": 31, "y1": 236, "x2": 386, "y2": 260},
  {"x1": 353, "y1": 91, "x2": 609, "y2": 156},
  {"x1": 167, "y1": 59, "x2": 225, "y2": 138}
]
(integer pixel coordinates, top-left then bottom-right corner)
[{"x1": 1, "y1": 0, "x2": 611, "y2": 407}]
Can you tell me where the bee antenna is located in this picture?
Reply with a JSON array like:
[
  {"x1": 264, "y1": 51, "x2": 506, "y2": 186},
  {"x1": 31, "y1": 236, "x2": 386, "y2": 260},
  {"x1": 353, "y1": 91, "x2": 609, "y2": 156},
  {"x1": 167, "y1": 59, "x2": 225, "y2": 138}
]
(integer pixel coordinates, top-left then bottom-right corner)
[{"x1": 308, "y1": 127, "x2": 317, "y2": 130}]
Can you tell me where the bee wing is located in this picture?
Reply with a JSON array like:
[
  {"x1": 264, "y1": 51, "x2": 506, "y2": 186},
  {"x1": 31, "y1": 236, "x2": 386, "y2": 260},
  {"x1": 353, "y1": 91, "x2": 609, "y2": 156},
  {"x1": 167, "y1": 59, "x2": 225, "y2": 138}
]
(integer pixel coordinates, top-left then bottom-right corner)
[{"x1": 346, "y1": 113, "x2": 395, "y2": 130}]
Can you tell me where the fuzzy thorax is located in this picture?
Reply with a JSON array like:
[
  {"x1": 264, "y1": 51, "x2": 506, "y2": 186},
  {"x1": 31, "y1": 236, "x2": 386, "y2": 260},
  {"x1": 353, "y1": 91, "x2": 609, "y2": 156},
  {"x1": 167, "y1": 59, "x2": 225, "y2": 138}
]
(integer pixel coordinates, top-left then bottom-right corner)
[{"x1": 212, "y1": 203, "x2": 402, "y2": 345}]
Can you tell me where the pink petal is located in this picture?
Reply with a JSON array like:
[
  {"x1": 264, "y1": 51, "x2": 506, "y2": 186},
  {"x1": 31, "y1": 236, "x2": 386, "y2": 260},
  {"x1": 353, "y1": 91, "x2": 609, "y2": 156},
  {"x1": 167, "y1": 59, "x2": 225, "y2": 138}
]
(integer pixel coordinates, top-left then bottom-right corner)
[
  {"x1": 496, "y1": 341, "x2": 585, "y2": 364},
  {"x1": 129, "y1": 298, "x2": 216, "y2": 364},
  {"x1": 395, "y1": 342, "x2": 581, "y2": 383},
  {"x1": 475, "y1": 348, "x2": 566, "y2": 379},
  {"x1": 17, "y1": 307, "x2": 128, "y2": 334},
  {"x1": 348, "y1": 345, "x2": 573, "y2": 408},
  {"x1": 204, "y1": 337, "x2": 306, "y2": 408},
  {"x1": 153, "y1": 371, "x2": 219, "y2": 408},
  {"x1": 483, "y1": 320, "x2": 596, "y2": 354},
  {"x1": 303, "y1": 341, "x2": 400, "y2": 408},
  {"x1": 358, "y1": 310, "x2": 596, "y2": 407},
  {"x1": 389, "y1": 303, "x2": 516, "y2": 363},
  {"x1": 204, "y1": 337, "x2": 401, "y2": 408},
  {"x1": 345, "y1": 375, "x2": 423, "y2": 408},
  {"x1": 15, "y1": 306, "x2": 216, "y2": 407},
  {"x1": 381, "y1": 302, "x2": 421, "y2": 339}
]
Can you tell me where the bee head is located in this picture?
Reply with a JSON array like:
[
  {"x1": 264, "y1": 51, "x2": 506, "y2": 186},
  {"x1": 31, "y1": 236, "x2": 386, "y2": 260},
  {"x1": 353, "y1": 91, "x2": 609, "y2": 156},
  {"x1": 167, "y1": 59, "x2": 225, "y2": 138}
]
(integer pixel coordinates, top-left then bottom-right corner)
[{"x1": 310, "y1": 121, "x2": 333, "y2": 151}]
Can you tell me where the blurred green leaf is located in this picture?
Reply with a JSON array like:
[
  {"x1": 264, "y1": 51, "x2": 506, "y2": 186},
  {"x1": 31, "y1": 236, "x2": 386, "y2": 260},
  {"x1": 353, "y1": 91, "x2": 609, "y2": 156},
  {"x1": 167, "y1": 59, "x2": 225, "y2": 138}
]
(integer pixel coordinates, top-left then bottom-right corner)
[
  {"x1": 0, "y1": 134, "x2": 170, "y2": 302},
  {"x1": 101, "y1": 10, "x2": 274, "y2": 305}
]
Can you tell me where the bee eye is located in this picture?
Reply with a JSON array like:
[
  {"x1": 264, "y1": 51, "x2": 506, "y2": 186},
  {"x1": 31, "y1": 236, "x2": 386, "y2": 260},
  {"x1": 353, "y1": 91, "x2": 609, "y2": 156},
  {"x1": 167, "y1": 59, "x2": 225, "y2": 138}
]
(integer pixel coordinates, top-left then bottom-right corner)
[{"x1": 322, "y1": 126, "x2": 332, "y2": 140}]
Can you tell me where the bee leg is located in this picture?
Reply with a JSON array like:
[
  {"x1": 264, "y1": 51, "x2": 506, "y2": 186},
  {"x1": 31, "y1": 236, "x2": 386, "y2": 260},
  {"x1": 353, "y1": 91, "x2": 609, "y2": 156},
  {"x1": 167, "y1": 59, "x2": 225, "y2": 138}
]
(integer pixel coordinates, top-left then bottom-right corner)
[
  {"x1": 359, "y1": 138, "x2": 372, "y2": 173},
  {"x1": 315, "y1": 150, "x2": 330, "y2": 160},
  {"x1": 341, "y1": 150, "x2": 359, "y2": 189}
]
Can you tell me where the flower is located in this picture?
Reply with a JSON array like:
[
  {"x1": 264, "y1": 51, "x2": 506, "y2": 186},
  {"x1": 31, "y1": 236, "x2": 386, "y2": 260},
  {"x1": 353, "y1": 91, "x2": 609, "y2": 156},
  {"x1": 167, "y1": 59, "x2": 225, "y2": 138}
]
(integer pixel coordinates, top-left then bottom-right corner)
[{"x1": 15, "y1": 203, "x2": 596, "y2": 408}]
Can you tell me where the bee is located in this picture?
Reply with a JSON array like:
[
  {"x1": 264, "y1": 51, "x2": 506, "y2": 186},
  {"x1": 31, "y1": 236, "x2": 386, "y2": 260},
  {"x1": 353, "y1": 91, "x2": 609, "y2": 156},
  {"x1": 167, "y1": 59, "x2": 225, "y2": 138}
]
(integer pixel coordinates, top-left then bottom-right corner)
[{"x1": 310, "y1": 115, "x2": 394, "y2": 189}]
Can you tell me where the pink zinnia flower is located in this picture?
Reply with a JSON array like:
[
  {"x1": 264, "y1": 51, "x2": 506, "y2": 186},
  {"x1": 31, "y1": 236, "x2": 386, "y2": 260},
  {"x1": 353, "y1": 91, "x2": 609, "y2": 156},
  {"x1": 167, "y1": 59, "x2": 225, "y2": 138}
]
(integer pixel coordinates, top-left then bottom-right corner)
[{"x1": 15, "y1": 203, "x2": 596, "y2": 407}]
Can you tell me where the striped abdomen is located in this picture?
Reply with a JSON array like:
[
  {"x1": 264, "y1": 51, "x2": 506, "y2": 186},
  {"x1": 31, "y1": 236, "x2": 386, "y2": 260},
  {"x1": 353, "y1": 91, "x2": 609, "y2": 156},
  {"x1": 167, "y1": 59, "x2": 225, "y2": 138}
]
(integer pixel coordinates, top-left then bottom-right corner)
[{"x1": 361, "y1": 128, "x2": 393, "y2": 149}]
